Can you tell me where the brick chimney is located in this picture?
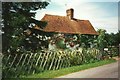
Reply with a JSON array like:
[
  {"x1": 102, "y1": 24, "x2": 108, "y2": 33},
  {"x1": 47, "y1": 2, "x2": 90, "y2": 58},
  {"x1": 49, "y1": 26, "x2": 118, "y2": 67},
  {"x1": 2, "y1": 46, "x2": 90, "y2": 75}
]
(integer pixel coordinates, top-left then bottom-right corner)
[{"x1": 66, "y1": 8, "x2": 74, "y2": 19}]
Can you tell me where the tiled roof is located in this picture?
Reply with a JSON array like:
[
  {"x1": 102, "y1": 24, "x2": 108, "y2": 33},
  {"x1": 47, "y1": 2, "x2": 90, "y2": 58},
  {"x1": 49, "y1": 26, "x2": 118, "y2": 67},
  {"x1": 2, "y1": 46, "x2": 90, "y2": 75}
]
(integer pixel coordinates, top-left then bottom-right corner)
[{"x1": 40, "y1": 14, "x2": 98, "y2": 35}]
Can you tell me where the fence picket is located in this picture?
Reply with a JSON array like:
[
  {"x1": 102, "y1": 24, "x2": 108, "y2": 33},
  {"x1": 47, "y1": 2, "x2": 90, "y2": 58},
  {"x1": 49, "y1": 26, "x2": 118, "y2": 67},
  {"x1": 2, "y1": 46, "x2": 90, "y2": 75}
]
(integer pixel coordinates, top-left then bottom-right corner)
[
  {"x1": 56, "y1": 55, "x2": 61, "y2": 70},
  {"x1": 27, "y1": 53, "x2": 33, "y2": 65},
  {"x1": 5, "y1": 55, "x2": 11, "y2": 66},
  {"x1": 39, "y1": 53, "x2": 46, "y2": 68},
  {"x1": 16, "y1": 54, "x2": 24, "y2": 67},
  {"x1": 42, "y1": 52, "x2": 50, "y2": 70},
  {"x1": 28, "y1": 53, "x2": 37, "y2": 74},
  {"x1": 49, "y1": 51, "x2": 56, "y2": 70},
  {"x1": 45, "y1": 51, "x2": 53, "y2": 70},
  {"x1": 53, "y1": 52, "x2": 58, "y2": 70},
  {"x1": 31, "y1": 53, "x2": 38, "y2": 74},
  {"x1": 21, "y1": 54, "x2": 28, "y2": 67},
  {"x1": 10, "y1": 54, "x2": 17, "y2": 68},
  {"x1": 35, "y1": 53, "x2": 42, "y2": 66}
]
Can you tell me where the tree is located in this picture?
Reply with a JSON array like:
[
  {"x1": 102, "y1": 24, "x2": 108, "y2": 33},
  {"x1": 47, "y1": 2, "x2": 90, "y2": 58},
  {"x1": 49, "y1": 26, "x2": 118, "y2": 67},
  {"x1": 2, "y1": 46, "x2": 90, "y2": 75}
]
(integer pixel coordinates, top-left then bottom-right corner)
[
  {"x1": 104, "y1": 31, "x2": 120, "y2": 57},
  {"x1": 97, "y1": 29, "x2": 107, "y2": 56},
  {"x1": 114, "y1": 31, "x2": 120, "y2": 46},
  {"x1": 105, "y1": 33, "x2": 115, "y2": 47},
  {"x1": 2, "y1": 2, "x2": 51, "y2": 54},
  {"x1": 104, "y1": 31, "x2": 120, "y2": 47}
]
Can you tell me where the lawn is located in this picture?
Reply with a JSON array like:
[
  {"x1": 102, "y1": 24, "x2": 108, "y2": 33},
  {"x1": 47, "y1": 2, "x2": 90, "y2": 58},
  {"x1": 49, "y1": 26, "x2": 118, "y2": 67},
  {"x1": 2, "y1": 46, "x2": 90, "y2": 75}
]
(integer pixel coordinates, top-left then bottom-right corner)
[{"x1": 23, "y1": 59, "x2": 116, "y2": 78}]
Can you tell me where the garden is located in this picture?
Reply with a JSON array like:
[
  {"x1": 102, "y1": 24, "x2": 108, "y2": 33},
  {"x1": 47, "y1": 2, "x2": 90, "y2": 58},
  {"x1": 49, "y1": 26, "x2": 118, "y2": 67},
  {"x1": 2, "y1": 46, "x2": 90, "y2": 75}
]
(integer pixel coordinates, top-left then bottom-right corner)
[{"x1": 1, "y1": 1, "x2": 119, "y2": 79}]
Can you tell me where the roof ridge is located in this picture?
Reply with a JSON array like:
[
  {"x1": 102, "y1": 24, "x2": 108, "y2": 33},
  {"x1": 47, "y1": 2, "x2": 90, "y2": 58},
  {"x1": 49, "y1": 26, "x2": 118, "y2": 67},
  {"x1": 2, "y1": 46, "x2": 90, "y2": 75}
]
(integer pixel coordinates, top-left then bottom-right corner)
[
  {"x1": 44, "y1": 14, "x2": 89, "y2": 21},
  {"x1": 45, "y1": 14, "x2": 66, "y2": 18}
]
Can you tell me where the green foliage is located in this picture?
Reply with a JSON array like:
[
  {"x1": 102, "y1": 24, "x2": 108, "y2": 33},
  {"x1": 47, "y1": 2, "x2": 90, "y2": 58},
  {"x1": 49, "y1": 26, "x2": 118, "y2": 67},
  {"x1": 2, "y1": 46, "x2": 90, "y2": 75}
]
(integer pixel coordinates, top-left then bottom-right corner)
[
  {"x1": 96, "y1": 29, "x2": 107, "y2": 57},
  {"x1": 105, "y1": 31, "x2": 120, "y2": 47},
  {"x1": 56, "y1": 38, "x2": 66, "y2": 49},
  {"x1": 78, "y1": 34, "x2": 97, "y2": 48},
  {"x1": 109, "y1": 47, "x2": 119, "y2": 57},
  {"x1": 82, "y1": 48, "x2": 100, "y2": 63},
  {"x1": 115, "y1": 31, "x2": 120, "y2": 46},
  {"x1": 69, "y1": 52, "x2": 83, "y2": 65},
  {"x1": 97, "y1": 29, "x2": 107, "y2": 48},
  {"x1": 105, "y1": 33, "x2": 115, "y2": 46},
  {"x1": 2, "y1": 2, "x2": 50, "y2": 54},
  {"x1": 95, "y1": 29, "x2": 120, "y2": 58}
]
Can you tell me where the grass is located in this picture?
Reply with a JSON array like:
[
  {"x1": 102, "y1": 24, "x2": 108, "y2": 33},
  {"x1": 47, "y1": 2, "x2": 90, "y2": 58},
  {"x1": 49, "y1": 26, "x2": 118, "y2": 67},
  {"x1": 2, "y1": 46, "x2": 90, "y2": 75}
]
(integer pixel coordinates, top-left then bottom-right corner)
[{"x1": 23, "y1": 59, "x2": 116, "y2": 78}]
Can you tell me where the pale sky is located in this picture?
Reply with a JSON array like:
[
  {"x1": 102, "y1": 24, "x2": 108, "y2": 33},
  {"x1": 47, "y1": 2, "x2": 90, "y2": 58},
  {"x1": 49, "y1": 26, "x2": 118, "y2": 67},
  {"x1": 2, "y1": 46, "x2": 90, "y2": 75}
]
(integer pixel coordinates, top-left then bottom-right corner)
[
  {"x1": 35, "y1": 0, "x2": 119, "y2": 33},
  {"x1": 0, "y1": 0, "x2": 119, "y2": 35}
]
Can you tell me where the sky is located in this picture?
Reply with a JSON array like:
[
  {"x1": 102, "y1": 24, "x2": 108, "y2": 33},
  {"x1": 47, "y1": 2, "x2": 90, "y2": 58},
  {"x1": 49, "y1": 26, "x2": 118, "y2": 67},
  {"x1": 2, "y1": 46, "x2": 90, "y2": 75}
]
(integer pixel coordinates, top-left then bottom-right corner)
[
  {"x1": 35, "y1": 0, "x2": 119, "y2": 33},
  {"x1": 0, "y1": 0, "x2": 119, "y2": 35}
]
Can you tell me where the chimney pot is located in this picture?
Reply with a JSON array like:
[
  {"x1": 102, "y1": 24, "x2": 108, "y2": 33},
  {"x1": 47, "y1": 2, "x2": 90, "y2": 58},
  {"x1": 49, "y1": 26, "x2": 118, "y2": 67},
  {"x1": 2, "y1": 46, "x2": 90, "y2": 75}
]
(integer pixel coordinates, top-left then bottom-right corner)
[{"x1": 66, "y1": 8, "x2": 74, "y2": 19}]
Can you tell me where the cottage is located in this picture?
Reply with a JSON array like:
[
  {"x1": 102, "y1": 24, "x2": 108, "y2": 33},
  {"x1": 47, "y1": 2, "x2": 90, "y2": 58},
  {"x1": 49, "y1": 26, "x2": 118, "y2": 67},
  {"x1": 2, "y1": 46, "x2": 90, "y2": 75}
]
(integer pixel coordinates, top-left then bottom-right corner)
[
  {"x1": 41, "y1": 8, "x2": 98, "y2": 35},
  {"x1": 37, "y1": 8, "x2": 98, "y2": 50}
]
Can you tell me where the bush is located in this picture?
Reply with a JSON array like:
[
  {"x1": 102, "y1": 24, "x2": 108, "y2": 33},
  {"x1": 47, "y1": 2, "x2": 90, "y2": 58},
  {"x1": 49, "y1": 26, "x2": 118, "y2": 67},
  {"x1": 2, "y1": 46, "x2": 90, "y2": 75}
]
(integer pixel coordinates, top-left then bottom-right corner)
[{"x1": 109, "y1": 47, "x2": 119, "y2": 57}]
